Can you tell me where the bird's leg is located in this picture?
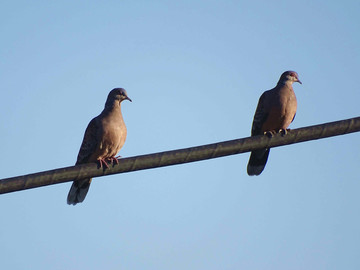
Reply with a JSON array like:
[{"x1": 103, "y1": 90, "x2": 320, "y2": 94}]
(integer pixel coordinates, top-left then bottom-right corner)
[
  {"x1": 264, "y1": 130, "x2": 276, "y2": 138},
  {"x1": 98, "y1": 158, "x2": 110, "y2": 169},
  {"x1": 278, "y1": 128, "x2": 287, "y2": 136},
  {"x1": 279, "y1": 128, "x2": 291, "y2": 136},
  {"x1": 107, "y1": 156, "x2": 119, "y2": 165},
  {"x1": 115, "y1": 155, "x2": 122, "y2": 159}
]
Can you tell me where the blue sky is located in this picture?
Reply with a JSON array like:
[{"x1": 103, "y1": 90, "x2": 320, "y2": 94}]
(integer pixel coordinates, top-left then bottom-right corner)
[{"x1": 1, "y1": 1, "x2": 360, "y2": 269}]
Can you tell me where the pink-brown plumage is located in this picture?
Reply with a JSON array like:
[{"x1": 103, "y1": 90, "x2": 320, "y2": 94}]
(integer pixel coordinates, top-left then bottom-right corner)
[
  {"x1": 247, "y1": 71, "x2": 301, "y2": 176},
  {"x1": 67, "y1": 88, "x2": 132, "y2": 205}
]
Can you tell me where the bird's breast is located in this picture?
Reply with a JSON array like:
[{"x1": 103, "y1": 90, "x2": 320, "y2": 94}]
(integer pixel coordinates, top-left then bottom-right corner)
[
  {"x1": 262, "y1": 90, "x2": 297, "y2": 131},
  {"x1": 98, "y1": 115, "x2": 127, "y2": 158}
]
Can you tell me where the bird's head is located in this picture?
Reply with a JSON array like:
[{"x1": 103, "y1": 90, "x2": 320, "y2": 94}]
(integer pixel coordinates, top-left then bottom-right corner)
[
  {"x1": 279, "y1": 71, "x2": 302, "y2": 85},
  {"x1": 110, "y1": 88, "x2": 132, "y2": 102},
  {"x1": 105, "y1": 88, "x2": 132, "y2": 108}
]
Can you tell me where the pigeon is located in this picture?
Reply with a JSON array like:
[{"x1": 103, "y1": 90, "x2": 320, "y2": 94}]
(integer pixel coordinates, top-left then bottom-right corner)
[
  {"x1": 247, "y1": 71, "x2": 301, "y2": 176},
  {"x1": 67, "y1": 88, "x2": 132, "y2": 205}
]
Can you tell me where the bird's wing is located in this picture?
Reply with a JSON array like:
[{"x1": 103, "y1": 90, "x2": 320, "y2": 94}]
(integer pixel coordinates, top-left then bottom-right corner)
[
  {"x1": 76, "y1": 117, "x2": 99, "y2": 165},
  {"x1": 251, "y1": 92, "x2": 269, "y2": 136}
]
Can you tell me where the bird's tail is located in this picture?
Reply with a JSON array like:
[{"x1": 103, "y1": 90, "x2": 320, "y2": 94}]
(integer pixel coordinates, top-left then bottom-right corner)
[
  {"x1": 247, "y1": 148, "x2": 270, "y2": 176},
  {"x1": 67, "y1": 178, "x2": 92, "y2": 205}
]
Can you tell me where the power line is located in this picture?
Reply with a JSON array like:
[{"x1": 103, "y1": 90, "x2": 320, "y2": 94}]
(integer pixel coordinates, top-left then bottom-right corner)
[{"x1": 1, "y1": 116, "x2": 359, "y2": 195}]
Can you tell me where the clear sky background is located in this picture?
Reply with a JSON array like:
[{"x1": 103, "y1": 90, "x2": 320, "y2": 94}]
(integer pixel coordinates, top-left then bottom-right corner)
[{"x1": 1, "y1": 1, "x2": 360, "y2": 269}]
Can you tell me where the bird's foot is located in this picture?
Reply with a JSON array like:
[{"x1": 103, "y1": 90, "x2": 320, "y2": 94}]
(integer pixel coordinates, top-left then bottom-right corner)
[
  {"x1": 279, "y1": 128, "x2": 290, "y2": 136},
  {"x1": 98, "y1": 158, "x2": 110, "y2": 169},
  {"x1": 107, "y1": 156, "x2": 119, "y2": 165},
  {"x1": 115, "y1": 155, "x2": 122, "y2": 159},
  {"x1": 264, "y1": 130, "x2": 276, "y2": 138}
]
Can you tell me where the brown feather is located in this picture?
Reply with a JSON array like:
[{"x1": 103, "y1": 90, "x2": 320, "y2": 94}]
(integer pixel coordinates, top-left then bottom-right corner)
[
  {"x1": 67, "y1": 88, "x2": 131, "y2": 205},
  {"x1": 247, "y1": 71, "x2": 300, "y2": 176}
]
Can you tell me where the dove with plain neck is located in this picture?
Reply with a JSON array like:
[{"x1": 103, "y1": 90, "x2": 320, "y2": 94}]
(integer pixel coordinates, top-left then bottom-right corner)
[
  {"x1": 247, "y1": 71, "x2": 301, "y2": 176},
  {"x1": 67, "y1": 88, "x2": 132, "y2": 205}
]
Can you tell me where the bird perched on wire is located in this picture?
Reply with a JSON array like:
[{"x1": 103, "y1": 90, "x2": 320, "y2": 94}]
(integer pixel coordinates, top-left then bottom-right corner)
[
  {"x1": 247, "y1": 71, "x2": 302, "y2": 176},
  {"x1": 67, "y1": 88, "x2": 132, "y2": 205}
]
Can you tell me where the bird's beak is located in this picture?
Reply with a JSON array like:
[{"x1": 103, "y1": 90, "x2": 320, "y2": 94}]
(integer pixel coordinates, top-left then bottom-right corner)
[
  {"x1": 297, "y1": 79, "x2": 302, "y2": 84},
  {"x1": 126, "y1": 96, "x2": 132, "y2": 102}
]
